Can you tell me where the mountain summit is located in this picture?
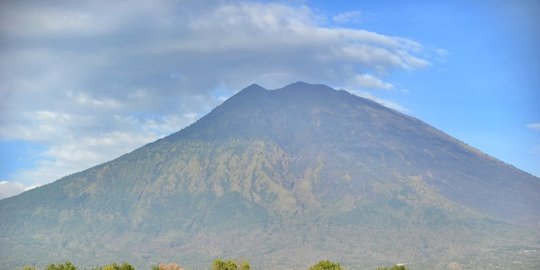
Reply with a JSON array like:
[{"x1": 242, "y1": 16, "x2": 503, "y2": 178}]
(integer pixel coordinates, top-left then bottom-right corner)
[{"x1": 1, "y1": 82, "x2": 539, "y2": 269}]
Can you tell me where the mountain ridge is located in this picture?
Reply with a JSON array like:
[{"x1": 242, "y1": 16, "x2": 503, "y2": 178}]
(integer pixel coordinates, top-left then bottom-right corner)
[
  {"x1": 159, "y1": 81, "x2": 539, "y2": 224},
  {"x1": 1, "y1": 82, "x2": 539, "y2": 269}
]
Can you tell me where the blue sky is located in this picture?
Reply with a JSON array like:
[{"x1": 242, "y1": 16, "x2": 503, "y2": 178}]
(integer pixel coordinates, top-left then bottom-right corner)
[
  {"x1": 0, "y1": 0, "x2": 539, "y2": 199},
  {"x1": 310, "y1": 0, "x2": 540, "y2": 172}
]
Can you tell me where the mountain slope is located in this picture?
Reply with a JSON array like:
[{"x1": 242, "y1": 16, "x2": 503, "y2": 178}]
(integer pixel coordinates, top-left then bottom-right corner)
[
  {"x1": 1, "y1": 82, "x2": 539, "y2": 269},
  {"x1": 171, "y1": 82, "x2": 539, "y2": 223}
]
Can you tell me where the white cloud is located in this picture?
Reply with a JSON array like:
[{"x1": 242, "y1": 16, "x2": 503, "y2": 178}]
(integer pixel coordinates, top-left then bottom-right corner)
[
  {"x1": 0, "y1": 181, "x2": 36, "y2": 199},
  {"x1": 3, "y1": 111, "x2": 199, "y2": 186},
  {"x1": 526, "y1": 123, "x2": 540, "y2": 131},
  {"x1": 435, "y1": 48, "x2": 449, "y2": 58},
  {"x1": 0, "y1": 1, "x2": 435, "y2": 190},
  {"x1": 350, "y1": 90, "x2": 409, "y2": 113},
  {"x1": 332, "y1": 11, "x2": 362, "y2": 24},
  {"x1": 349, "y1": 74, "x2": 395, "y2": 90},
  {"x1": 12, "y1": 132, "x2": 159, "y2": 186},
  {"x1": 73, "y1": 93, "x2": 121, "y2": 108}
]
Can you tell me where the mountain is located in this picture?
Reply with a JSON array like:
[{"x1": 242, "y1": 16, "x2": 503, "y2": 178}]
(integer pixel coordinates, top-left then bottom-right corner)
[{"x1": 1, "y1": 82, "x2": 539, "y2": 270}]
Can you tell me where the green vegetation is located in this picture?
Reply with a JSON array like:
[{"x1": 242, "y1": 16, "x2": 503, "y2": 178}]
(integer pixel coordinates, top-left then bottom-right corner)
[
  {"x1": 239, "y1": 262, "x2": 251, "y2": 270},
  {"x1": 211, "y1": 259, "x2": 251, "y2": 270},
  {"x1": 45, "y1": 262, "x2": 77, "y2": 270},
  {"x1": 92, "y1": 263, "x2": 135, "y2": 270},
  {"x1": 151, "y1": 263, "x2": 183, "y2": 270},
  {"x1": 309, "y1": 260, "x2": 343, "y2": 270},
  {"x1": 20, "y1": 262, "x2": 136, "y2": 270}
]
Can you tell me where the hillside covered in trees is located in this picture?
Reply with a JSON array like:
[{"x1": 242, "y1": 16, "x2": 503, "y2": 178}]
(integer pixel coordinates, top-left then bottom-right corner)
[{"x1": 3, "y1": 83, "x2": 539, "y2": 269}]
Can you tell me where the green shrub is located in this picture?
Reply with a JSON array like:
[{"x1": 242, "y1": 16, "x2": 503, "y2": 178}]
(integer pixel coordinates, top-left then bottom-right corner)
[
  {"x1": 45, "y1": 262, "x2": 77, "y2": 270},
  {"x1": 239, "y1": 261, "x2": 250, "y2": 270},
  {"x1": 212, "y1": 259, "x2": 240, "y2": 270},
  {"x1": 93, "y1": 263, "x2": 135, "y2": 270},
  {"x1": 308, "y1": 260, "x2": 343, "y2": 270}
]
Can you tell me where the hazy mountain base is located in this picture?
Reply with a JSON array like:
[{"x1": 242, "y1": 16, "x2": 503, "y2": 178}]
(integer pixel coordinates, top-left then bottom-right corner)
[
  {"x1": 3, "y1": 216, "x2": 540, "y2": 270},
  {"x1": 2, "y1": 139, "x2": 539, "y2": 270}
]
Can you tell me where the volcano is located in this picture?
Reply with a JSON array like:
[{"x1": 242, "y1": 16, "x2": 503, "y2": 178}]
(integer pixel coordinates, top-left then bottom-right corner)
[{"x1": 1, "y1": 82, "x2": 539, "y2": 269}]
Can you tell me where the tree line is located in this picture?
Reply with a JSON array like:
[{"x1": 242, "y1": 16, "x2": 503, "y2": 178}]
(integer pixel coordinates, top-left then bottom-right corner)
[{"x1": 18, "y1": 260, "x2": 410, "y2": 270}]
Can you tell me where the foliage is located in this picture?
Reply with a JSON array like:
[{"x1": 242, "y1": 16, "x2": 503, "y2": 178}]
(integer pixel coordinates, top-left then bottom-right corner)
[
  {"x1": 15, "y1": 260, "x2": 421, "y2": 270},
  {"x1": 212, "y1": 259, "x2": 242, "y2": 270},
  {"x1": 239, "y1": 261, "x2": 251, "y2": 270},
  {"x1": 91, "y1": 263, "x2": 135, "y2": 270},
  {"x1": 45, "y1": 262, "x2": 77, "y2": 270},
  {"x1": 308, "y1": 260, "x2": 343, "y2": 270}
]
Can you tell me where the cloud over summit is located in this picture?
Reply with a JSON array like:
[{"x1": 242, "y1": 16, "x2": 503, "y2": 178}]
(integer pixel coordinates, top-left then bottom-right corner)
[{"x1": 0, "y1": 0, "x2": 433, "y2": 197}]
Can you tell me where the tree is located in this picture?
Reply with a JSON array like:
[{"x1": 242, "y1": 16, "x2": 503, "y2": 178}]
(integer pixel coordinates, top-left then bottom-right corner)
[
  {"x1": 45, "y1": 262, "x2": 77, "y2": 270},
  {"x1": 212, "y1": 259, "x2": 238, "y2": 270},
  {"x1": 98, "y1": 263, "x2": 135, "y2": 270},
  {"x1": 308, "y1": 260, "x2": 343, "y2": 270},
  {"x1": 239, "y1": 261, "x2": 251, "y2": 270}
]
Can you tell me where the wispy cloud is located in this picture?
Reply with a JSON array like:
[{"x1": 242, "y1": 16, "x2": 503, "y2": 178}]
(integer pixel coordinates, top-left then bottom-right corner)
[
  {"x1": 0, "y1": 0, "x2": 434, "y2": 196},
  {"x1": 350, "y1": 90, "x2": 409, "y2": 113},
  {"x1": 526, "y1": 123, "x2": 540, "y2": 131},
  {"x1": 332, "y1": 11, "x2": 362, "y2": 24},
  {"x1": 0, "y1": 181, "x2": 35, "y2": 199},
  {"x1": 348, "y1": 74, "x2": 395, "y2": 90}
]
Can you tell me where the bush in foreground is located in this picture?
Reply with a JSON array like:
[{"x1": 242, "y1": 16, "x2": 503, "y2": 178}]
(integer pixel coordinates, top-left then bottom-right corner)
[
  {"x1": 45, "y1": 262, "x2": 77, "y2": 270},
  {"x1": 211, "y1": 259, "x2": 251, "y2": 270},
  {"x1": 21, "y1": 259, "x2": 409, "y2": 270},
  {"x1": 94, "y1": 263, "x2": 135, "y2": 270},
  {"x1": 309, "y1": 260, "x2": 343, "y2": 270}
]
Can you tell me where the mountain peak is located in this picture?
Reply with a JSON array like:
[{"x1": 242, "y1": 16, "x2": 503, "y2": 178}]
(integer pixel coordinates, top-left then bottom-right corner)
[
  {"x1": 280, "y1": 81, "x2": 333, "y2": 91},
  {"x1": 285, "y1": 81, "x2": 313, "y2": 87},
  {"x1": 242, "y1": 83, "x2": 267, "y2": 92},
  {"x1": 227, "y1": 83, "x2": 267, "y2": 101},
  {"x1": 271, "y1": 82, "x2": 340, "y2": 102}
]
